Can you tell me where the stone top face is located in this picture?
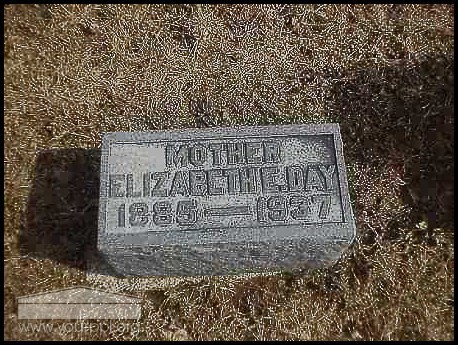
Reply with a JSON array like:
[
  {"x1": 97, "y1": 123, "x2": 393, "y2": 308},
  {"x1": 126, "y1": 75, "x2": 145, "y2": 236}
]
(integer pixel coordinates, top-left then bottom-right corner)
[{"x1": 97, "y1": 124, "x2": 356, "y2": 276}]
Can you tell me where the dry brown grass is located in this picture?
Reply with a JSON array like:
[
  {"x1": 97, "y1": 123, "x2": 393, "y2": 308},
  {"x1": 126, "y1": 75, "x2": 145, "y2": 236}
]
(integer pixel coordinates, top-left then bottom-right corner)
[{"x1": 4, "y1": 4, "x2": 454, "y2": 340}]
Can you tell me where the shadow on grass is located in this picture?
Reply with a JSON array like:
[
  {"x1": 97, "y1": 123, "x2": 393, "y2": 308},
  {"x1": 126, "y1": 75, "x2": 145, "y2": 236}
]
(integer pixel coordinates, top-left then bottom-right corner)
[
  {"x1": 327, "y1": 52, "x2": 454, "y2": 240},
  {"x1": 19, "y1": 149, "x2": 112, "y2": 272}
]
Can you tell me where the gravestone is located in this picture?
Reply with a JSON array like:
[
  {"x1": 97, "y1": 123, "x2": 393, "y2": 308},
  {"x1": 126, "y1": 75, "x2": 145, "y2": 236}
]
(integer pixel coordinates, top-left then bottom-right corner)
[{"x1": 97, "y1": 124, "x2": 356, "y2": 276}]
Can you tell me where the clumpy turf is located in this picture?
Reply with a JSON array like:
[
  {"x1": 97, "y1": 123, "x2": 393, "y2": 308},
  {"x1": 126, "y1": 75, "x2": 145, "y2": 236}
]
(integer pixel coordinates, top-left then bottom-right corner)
[{"x1": 4, "y1": 4, "x2": 453, "y2": 340}]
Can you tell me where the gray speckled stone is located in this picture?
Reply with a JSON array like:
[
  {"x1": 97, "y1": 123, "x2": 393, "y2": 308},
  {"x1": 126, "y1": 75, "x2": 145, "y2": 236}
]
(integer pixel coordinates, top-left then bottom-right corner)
[{"x1": 97, "y1": 124, "x2": 356, "y2": 276}]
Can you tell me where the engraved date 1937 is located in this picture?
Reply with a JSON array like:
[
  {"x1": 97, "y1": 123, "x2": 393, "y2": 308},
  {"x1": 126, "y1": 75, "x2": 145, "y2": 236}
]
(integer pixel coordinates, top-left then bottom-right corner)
[{"x1": 117, "y1": 194, "x2": 332, "y2": 228}]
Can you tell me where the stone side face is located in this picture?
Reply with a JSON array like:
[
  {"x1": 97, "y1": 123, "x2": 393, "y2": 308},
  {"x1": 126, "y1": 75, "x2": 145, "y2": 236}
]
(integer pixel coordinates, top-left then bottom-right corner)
[{"x1": 97, "y1": 124, "x2": 356, "y2": 276}]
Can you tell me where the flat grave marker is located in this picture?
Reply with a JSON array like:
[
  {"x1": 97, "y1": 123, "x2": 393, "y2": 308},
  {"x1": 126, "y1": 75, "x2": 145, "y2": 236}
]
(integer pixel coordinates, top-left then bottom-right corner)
[{"x1": 97, "y1": 124, "x2": 356, "y2": 276}]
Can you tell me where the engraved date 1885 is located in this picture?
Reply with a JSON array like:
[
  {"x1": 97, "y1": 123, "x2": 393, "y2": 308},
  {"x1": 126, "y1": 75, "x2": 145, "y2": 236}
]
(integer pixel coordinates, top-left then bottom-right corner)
[{"x1": 117, "y1": 194, "x2": 331, "y2": 228}]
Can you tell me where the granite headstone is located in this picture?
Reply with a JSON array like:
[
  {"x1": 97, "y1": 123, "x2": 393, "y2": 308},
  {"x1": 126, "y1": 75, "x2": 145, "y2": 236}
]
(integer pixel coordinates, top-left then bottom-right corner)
[{"x1": 97, "y1": 124, "x2": 356, "y2": 276}]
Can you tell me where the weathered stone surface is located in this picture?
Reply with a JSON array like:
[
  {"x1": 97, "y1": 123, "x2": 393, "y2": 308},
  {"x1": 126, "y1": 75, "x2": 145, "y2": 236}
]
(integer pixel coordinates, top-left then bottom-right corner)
[{"x1": 97, "y1": 124, "x2": 356, "y2": 276}]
